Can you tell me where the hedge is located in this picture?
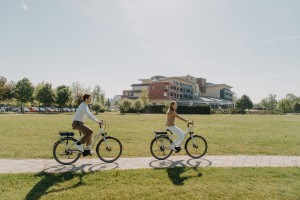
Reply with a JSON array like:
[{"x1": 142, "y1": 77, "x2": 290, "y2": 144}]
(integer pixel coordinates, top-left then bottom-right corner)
[{"x1": 125, "y1": 105, "x2": 210, "y2": 114}]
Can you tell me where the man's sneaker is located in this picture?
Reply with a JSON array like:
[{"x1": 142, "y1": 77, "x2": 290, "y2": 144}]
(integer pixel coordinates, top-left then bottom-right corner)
[
  {"x1": 75, "y1": 143, "x2": 84, "y2": 152},
  {"x1": 175, "y1": 146, "x2": 181, "y2": 153},
  {"x1": 82, "y1": 149, "x2": 95, "y2": 156},
  {"x1": 169, "y1": 144, "x2": 176, "y2": 151},
  {"x1": 89, "y1": 150, "x2": 95, "y2": 155}
]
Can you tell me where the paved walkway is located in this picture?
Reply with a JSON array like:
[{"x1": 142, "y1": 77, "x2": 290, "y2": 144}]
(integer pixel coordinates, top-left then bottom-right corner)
[{"x1": 1, "y1": 155, "x2": 300, "y2": 173}]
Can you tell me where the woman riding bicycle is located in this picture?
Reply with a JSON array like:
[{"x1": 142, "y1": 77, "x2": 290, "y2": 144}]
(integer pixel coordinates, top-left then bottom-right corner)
[
  {"x1": 166, "y1": 101, "x2": 192, "y2": 152},
  {"x1": 72, "y1": 94, "x2": 103, "y2": 155}
]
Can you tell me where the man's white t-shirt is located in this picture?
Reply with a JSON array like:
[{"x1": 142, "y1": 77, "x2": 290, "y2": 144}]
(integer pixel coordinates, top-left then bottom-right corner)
[{"x1": 73, "y1": 102, "x2": 99, "y2": 123}]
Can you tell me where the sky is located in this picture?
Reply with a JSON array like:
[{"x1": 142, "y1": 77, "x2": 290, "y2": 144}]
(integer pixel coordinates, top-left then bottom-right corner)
[{"x1": 1, "y1": 0, "x2": 300, "y2": 103}]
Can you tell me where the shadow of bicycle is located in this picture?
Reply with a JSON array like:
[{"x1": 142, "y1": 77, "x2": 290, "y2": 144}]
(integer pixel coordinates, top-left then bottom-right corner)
[
  {"x1": 149, "y1": 158, "x2": 212, "y2": 169},
  {"x1": 149, "y1": 158, "x2": 211, "y2": 186},
  {"x1": 43, "y1": 162, "x2": 119, "y2": 173},
  {"x1": 25, "y1": 171, "x2": 84, "y2": 200},
  {"x1": 25, "y1": 162, "x2": 119, "y2": 200}
]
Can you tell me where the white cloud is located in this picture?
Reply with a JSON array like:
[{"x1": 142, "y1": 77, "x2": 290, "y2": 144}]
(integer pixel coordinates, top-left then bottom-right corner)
[{"x1": 21, "y1": 3, "x2": 28, "y2": 11}]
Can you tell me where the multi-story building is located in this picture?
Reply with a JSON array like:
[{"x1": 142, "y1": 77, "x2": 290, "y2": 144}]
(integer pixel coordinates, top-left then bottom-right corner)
[{"x1": 122, "y1": 75, "x2": 234, "y2": 107}]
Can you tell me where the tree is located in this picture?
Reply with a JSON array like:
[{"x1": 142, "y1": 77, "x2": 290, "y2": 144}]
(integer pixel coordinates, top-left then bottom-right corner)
[
  {"x1": 140, "y1": 90, "x2": 150, "y2": 106},
  {"x1": 14, "y1": 78, "x2": 34, "y2": 113},
  {"x1": 35, "y1": 82, "x2": 55, "y2": 107},
  {"x1": 118, "y1": 99, "x2": 133, "y2": 114},
  {"x1": 92, "y1": 102, "x2": 105, "y2": 114},
  {"x1": 0, "y1": 76, "x2": 14, "y2": 102},
  {"x1": 92, "y1": 85, "x2": 105, "y2": 105},
  {"x1": 294, "y1": 103, "x2": 300, "y2": 113},
  {"x1": 259, "y1": 94, "x2": 277, "y2": 110},
  {"x1": 133, "y1": 99, "x2": 145, "y2": 114},
  {"x1": 73, "y1": 93, "x2": 83, "y2": 108},
  {"x1": 105, "y1": 98, "x2": 111, "y2": 107},
  {"x1": 285, "y1": 93, "x2": 300, "y2": 109},
  {"x1": 278, "y1": 99, "x2": 292, "y2": 114},
  {"x1": 56, "y1": 85, "x2": 71, "y2": 111},
  {"x1": 235, "y1": 95, "x2": 253, "y2": 113},
  {"x1": 71, "y1": 81, "x2": 90, "y2": 107}
]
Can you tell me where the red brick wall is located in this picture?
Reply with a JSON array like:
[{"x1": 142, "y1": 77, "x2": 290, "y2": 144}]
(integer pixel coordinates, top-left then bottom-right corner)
[{"x1": 148, "y1": 82, "x2": 168, "y2": 99}]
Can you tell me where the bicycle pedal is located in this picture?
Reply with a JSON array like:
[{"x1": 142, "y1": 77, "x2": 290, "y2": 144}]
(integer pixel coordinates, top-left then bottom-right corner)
[{"x1": 175, "y1": 147, "x2": 181, "y2": 153}]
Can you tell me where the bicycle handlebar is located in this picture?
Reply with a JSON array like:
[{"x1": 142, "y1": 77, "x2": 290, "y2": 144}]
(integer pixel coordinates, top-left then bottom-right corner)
[
  {"x1": 187, "y1": 121, "x2": 194, "y2": 128},
  {"x1": 99, "y1": 121, "x2": 105, "y2": 128}
]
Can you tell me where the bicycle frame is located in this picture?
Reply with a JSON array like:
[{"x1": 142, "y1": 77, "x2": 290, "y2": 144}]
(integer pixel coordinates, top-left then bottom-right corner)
[
  {"x1": 150, "y1": 122, "x2": 207, "y2": 160},
  {"x1": 156, "y1": 122, "x2": 195, "y2": 141},
  {"x1": 64, "y1": 124, "x2": 108, "y2": 150}
]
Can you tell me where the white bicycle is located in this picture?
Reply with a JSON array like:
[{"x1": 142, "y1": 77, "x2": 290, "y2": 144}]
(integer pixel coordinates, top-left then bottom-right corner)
[
  {"x1": 150, "y1": 122, "x2": 207, "y2": 160},
  {"x1": 53, "y1": 123, "x2": 122, "y2": 165}
]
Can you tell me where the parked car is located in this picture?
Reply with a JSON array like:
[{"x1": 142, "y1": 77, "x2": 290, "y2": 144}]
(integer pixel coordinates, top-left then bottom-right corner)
[
  {"x1": 6, "y1": 106, "x2": 15, "y2": 112},
  {"x1": 29, "y1": 107, "x2": 39, "y2": 112},
  {"x1": 63, "y1": 107, "x2": 71, "y2": 112},
  {"x1": 17, "y1": 107, "x2": 30, "y2": 112},
  {"x1": 46, "y1": 108, "x2": 55, "y2": 112},
  {"x1": 38, "y1": 108, "x2": 46, "y2": 112},
  {"x1": 0, "y1": 107, "x2": 5, "y2": 112}
]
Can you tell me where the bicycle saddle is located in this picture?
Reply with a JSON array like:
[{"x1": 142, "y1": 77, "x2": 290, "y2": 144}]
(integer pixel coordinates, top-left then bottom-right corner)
[
  {"x1": 154, "y1": 130, "x2": 167, "y2": 134},
  {"x1": 59, "y1": 132, "x2": 75, "y2": 136}
]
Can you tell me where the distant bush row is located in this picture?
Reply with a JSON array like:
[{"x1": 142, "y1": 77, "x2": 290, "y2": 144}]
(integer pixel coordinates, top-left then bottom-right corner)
[{"x1": 125, "y1": 105, "x2": 211, "y2": 114}]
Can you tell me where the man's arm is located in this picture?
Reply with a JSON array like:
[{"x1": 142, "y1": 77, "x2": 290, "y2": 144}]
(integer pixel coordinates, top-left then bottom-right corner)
[{"x1": 84, "y1": 105, "x2": 101, "y2": 123}]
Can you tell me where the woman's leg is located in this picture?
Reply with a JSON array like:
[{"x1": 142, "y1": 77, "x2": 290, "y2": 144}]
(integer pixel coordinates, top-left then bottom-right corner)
[{"x1": 167, "y1": 126, "x2": 185, "y2": 147}]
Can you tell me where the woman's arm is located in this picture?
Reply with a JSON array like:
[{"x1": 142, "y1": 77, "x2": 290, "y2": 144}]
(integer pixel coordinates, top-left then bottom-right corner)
[{"x1": 174, "y1": 112, "x2": 189, "y2": 122}]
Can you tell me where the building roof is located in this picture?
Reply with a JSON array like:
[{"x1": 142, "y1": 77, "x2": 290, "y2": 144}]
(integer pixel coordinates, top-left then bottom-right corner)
[
  {"x1": 157, "y1": 77, "x2": 195, "y2": 84},
  {"x1": 205, "y1": 83, "x2": 232, "y2": 89},
  {"x1": 139, "y1": 75, "x2": 196, "y2": 84}
]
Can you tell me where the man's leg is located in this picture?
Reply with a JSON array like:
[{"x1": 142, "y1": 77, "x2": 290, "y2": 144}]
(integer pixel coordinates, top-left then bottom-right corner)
[
  {"x1": 72, "y1": 122, "x2": 93, "y2": 152},
  {"x1": 85, "y1": 135, "x2": 92, "y2": 147}
]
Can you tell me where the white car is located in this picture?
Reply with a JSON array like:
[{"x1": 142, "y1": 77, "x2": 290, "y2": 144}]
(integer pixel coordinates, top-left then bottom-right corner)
[
  {"x1": 0, "y1": 107, "x2": 5, "y2": 112},
  {"x1": 17, "y1": 107, "x2": 30, "y2": 112}
]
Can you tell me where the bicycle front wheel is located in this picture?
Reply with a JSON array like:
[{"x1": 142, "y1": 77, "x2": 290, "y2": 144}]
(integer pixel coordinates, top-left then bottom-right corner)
[
  {"x1": 53, "y1": 138, "x2": 81, "y2": 165},
  {"x1": 96, "y1": 136, "x2": 122, "y2": 163},
  {"x1": 150, "y1": 135, "x2": 173, "y2": 160},
  {"x1": 185, "y1": 135, "x2": 207, "y2": 159}
]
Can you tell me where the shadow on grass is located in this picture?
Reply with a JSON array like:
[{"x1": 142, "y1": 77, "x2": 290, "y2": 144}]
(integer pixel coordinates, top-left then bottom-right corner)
[
  {"x1": 25, "y1": 171, "x2": 86, "y2": 200},
  {"x1": 150, "y1": 159, "x2": 206, "y2": 186},
  {"x1": 166, "y1": 160, "x2": 203, "y2": 186},
  {"x1": 25, "y1": 162, "x2": 119, "y2": 199},
  {"x1": 167, "y1": 167, "x2": 203, "y2": 186}
]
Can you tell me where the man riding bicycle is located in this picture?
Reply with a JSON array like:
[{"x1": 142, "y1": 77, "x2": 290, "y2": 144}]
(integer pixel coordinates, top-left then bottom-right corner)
[{"x1": 72, "y1": 94, "x2": 103, "y2": 155}]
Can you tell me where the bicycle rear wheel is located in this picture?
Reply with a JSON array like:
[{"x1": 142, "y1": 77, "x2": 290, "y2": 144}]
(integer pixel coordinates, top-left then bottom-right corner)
[
  {"x1": 96, "y1": 136, "x2": 122, "y2": 163},
  {"x1": 185, "y1": 135, "x2": 207, "y2": 159},
  {"x1": 150, "y1": 135, "x2": 173, "y2": 160},
  {"x1": 53, "y1": 137, "x2": 81, "y2": 165}
]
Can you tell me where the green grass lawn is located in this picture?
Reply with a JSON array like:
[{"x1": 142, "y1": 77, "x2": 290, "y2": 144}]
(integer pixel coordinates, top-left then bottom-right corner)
[
  {"x1": 0, "y1": 168, "x2": 299, "y2": 200},
  {"x1": 0, "y1": 113, "x2": 300, "y2": 158}
]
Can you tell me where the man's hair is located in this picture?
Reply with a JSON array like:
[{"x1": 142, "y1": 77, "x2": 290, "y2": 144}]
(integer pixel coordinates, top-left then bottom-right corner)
[{"x1": 82, "y1": 94, "x2": 91, "y2": 102}]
